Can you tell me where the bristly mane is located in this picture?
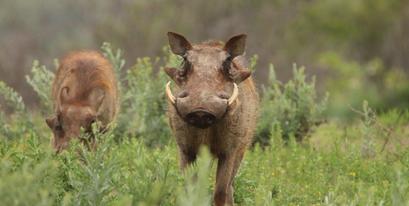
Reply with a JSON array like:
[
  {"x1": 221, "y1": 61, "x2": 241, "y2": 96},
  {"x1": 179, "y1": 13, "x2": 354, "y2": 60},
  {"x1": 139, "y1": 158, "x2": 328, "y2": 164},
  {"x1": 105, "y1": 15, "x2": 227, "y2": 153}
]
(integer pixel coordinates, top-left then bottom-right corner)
[{"x1": 199, "y1": 40, "x2": 224, "y2": 48}]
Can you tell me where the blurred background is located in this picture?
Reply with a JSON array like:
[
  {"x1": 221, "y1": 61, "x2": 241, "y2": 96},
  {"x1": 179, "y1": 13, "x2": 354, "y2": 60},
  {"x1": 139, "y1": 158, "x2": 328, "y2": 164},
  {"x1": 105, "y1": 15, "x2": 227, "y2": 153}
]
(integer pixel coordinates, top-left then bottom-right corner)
[{"x1": 1, "y1": 0, "x2": 409, "y2": 119}]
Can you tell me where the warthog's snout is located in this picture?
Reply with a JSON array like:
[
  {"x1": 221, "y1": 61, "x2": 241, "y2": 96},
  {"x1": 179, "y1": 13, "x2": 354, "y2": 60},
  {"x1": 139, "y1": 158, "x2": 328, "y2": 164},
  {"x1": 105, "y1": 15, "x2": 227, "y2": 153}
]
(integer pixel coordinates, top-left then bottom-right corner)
[
  {"x1": 166, "y1": 81, "x2": 239, "y2": 129},
  {"x1": 175, "y1": 91, "x2": 227, "y2": 128},
  {"x1": 186, "y1": 110, "x2": 216, "y2": 128}
]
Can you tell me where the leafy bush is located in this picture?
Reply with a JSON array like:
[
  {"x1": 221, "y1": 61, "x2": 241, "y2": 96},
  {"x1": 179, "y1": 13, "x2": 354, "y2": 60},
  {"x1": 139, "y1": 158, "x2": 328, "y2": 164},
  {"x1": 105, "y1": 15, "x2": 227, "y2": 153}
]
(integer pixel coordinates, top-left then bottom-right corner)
[
  {"x1": 0, "y1": 81, "x2": 35, "y2": 139},
  {"x1": 0, "y1": 81, "x2": 26, "y2": 114},
  {"x1": 256, "y1": 64, "x2": 328, "y2": 145},
  {"x1": 116, "y1": 57, "x2": 170, "y2": 146},
  {"x1": 26, "y1": 60, "x2": 55, "y2": 114},
  {"x1": 103, "y1": 44, "x2": 179, "y2": 146}
]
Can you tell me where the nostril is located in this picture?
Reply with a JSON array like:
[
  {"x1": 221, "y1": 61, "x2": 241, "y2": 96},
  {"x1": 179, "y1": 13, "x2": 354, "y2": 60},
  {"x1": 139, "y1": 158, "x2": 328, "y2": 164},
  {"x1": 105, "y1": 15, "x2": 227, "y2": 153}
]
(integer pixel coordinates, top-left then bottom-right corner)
[
  {"x1": 186, "y1": 113, "x2": 197, "y2": 122},
  {"x1": 178, "y1": 91, "x2": 189, "y2": 98},
  {"x1": 185, "y1": 111, "x2": 216, "y2": 128},
  {"x1": 188, "y1": 118, "x2": 195, "y2": 124},
  {"x1": 217, "y1": 92, "x2": 229, "y2": 100},
  {"x1": 204, "y1": 114, "x2": 215, "y2": 124}
]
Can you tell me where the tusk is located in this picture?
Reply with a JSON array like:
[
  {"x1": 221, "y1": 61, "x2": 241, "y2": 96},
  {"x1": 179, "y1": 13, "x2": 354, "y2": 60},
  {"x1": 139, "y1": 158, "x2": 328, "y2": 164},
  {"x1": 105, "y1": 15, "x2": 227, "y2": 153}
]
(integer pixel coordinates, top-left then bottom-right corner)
[
  {"x1": 228, "y1": 83, "x2": 239, "y2": 106},
  {"x1": 165, "y1": 81, "x2": 176, "y2": 105}
]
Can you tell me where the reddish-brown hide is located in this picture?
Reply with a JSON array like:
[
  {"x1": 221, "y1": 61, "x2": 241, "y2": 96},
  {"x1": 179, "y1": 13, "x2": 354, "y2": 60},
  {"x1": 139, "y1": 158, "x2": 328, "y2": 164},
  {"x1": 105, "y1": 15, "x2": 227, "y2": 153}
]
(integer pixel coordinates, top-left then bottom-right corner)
[
  {"x1": 46, "y1": 51, "x2": 118, "y2": 153},
  {"x1": 165, "y1": 32, "x2": 259, "y2": 206}
]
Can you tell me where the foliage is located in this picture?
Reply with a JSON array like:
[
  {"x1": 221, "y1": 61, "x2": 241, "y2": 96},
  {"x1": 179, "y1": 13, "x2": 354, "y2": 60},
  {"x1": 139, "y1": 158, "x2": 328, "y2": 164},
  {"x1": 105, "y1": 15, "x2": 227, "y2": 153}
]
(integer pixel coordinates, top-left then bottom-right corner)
[
  {"x1": 256, "y1": 64, "x2": 328, "y2": 145},
  {"x1": 118, "y1": 57, "x2": 170, "y2": 146},
  {"x1": 319, "y1": 52, "x2": 409, "y2": 119},
  {"x1": 26, "y1": 60, "x2": 55, "y2": 114},
  {"x1": 0, "y1": 81, "x2": 35, "y2": 139},
  {"x1": 0, "y1": 113, "x2": 408, "y2": 205},
  {"x1": 101, "y1": 42, "x2": 126, "y2": 94},
  {"x1": 0, "y1": 81, "x2": 26, "y2": 114},
  {"x1": 1, "y1": 43, "x2": 408, "y2": 205},
  {"x1": 177, "y1": 149, "x2": 212, "y2": 206},
  {"x1": 102, "y1": 44, "x2": 179, "y2": 146}
]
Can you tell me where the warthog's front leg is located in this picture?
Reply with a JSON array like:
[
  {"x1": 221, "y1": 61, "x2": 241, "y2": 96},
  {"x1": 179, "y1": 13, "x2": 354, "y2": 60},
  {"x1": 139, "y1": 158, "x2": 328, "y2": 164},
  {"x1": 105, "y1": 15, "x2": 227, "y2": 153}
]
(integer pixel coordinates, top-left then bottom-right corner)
[
  {"x1": 179, "y1": 146, "x2": 198, "y2": 170},
  {"x1": 214, "y1": 154, "x2": 236, "y2": 206},
  {"x1": 226, "y1": 149, "x2": 246, "y2": 205}
]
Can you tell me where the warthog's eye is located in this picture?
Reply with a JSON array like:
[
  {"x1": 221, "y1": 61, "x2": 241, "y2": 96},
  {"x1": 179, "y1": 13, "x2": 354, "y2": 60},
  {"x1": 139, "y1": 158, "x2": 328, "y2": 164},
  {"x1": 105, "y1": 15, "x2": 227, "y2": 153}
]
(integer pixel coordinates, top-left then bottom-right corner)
[
  {"x1": 217, "y1": 92, "x2": 230, "y2": 100},
  {"x1": 54, "y1": 114, "x2": 63, "y2": 132},
  {"x1": 222, "y1": 56, "x2": 233, "y2": 78},
  {"x1": 179, "y1": 56, "x2": 191, "y2": 77},
  {"x1": 178, "y1": 91, "x2": 189, "y2": 98},
  {"x1": 54, "y1": 124, "x2": 63, "y2": 132}
]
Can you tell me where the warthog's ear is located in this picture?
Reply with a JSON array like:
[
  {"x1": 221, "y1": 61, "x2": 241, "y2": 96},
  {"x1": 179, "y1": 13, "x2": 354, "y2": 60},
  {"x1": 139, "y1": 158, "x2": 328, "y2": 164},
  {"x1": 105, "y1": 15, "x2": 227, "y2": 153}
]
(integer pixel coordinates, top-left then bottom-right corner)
[
  {"x1": 59, "y1": 87, "x2": 70, "y2": 104},
  {"x1": 223, "y1": 56, "x2": 251, "y2": 83},
  {"x1": 224, "y1": 34, "x2": 247, "y2": 58},
  {"x1": 164, "y1": 67, "x2": 184, "y2": 85},
  {"x1": 89, "y1": 88, "x2": 105, "y2": 110},
  {"x1": 231, "y1": 60, "x2": 252, "y2": 83},
  {"x1": 164, "y1": 67, "x2": 178, "y2": 80},
  {"x1": 167, "y1": 32, "x2": 192, "y2": 56},
  {"x1": 233, "y1": 70, "x2": 251, "y2": 83},
  {"x1": 45, "y1": 116, "x2": 57, "y2": 129}
]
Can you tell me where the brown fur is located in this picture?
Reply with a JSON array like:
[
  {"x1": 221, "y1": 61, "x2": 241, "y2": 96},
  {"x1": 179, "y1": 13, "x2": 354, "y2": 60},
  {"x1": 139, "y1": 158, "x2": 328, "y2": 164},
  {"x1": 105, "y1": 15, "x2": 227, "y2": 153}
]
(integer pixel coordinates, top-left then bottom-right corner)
[
  {"x1": 166, "y1": 32, "x2": 259, "y2": 206},
  {"x1": 47, "y1": 51, "x2": 118, "y2": 152}
]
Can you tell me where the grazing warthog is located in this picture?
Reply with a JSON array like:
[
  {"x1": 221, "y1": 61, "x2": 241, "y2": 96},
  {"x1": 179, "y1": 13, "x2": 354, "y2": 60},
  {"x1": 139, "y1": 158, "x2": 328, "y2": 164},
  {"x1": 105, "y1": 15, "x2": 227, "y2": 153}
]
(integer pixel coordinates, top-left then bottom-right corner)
[
  {"x1": 46, "y1": 51, "x2": 118, "y2": 153},
  {"x1": 165, "y1": 32, "x2": 259, "y2": 206}
]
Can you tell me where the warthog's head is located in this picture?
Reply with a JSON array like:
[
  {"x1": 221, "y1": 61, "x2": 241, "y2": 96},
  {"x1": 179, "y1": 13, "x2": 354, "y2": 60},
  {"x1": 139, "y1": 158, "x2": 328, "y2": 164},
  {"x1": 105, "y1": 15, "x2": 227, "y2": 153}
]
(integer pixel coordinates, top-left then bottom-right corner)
[
  {"x1": 46, "y1": 87, "x2": 104, "y2": 152},
  {"x1": 165, "y1": 32, "x2": 251, "y2": 128}
]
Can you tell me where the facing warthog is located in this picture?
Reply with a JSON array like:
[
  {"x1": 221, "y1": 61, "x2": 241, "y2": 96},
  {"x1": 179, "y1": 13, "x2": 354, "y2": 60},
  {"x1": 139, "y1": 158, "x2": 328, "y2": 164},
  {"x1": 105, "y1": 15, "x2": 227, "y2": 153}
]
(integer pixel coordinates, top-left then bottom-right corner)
[
  {"x1": 46, "y1": 51, "x2": 118, "y2": 153},
  {"x1": 165, "y1": 32, "x2": 259, "y2": 206}
]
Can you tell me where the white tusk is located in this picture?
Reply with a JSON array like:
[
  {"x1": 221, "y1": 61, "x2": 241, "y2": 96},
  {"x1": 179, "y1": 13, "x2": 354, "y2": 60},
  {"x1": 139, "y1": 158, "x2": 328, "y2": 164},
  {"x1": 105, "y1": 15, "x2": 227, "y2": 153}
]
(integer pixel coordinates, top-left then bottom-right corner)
[
  {"x1": 165, "y1": 81, "x2": 176, "y2": 105},
  {"x1": 228, "y1": 83, "x2": 239, "y2": 106}
]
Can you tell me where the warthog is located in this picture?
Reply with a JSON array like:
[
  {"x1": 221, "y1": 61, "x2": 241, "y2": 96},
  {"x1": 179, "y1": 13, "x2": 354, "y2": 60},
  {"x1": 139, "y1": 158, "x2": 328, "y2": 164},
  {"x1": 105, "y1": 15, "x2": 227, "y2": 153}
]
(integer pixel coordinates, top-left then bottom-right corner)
[
  {"x1": 165, "y1": 32, "x2": 259, "y2": 206},
  {"x1": 46, "y1": 51, "x2": 118, "y2": 153}
]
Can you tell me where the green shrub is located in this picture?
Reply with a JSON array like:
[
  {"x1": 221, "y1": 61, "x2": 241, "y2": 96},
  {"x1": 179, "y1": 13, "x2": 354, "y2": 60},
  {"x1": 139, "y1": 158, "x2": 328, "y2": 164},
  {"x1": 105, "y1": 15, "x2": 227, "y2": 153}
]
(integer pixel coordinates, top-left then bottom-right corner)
[
  {"x1": 256, "y1": 64, "x2": 328, "y2": 145},
  {"x1": 0, "y1": 81, "x2": 26, "y2": 114},
  {"x1": 117, "y1": 57, "x2": 170, "y2": 146},
  {"x1": 104, "y1": 44, "x2": 179, "y2": 146},
  {"x1": 0, "y1": 159, "x2": 60, "y2": 206},
  {"x1": 0, "y1": 81, "x2": 36, "y2": 139},
  {"x1": 26, "y1": 60, "x2": 55, "y2": 114}
]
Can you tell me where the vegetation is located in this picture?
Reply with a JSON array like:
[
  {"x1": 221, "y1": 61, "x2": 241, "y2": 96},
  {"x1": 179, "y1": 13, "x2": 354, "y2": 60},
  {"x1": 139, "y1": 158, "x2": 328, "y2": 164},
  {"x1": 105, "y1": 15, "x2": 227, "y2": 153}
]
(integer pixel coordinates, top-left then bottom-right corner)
[
  {"x1": 256, "y1": 64, "x2": 328, "y2": 145},
  {"x1": 0, "y1": 43, "x2": 408, "y2": 205}
]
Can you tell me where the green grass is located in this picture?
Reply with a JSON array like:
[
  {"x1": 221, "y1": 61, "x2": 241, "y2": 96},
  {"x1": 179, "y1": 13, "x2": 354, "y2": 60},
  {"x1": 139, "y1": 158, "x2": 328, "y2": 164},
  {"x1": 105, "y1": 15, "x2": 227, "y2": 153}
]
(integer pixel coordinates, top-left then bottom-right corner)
[{"x1": 0, "y1": 116, "x2": 408, "y2": 206}]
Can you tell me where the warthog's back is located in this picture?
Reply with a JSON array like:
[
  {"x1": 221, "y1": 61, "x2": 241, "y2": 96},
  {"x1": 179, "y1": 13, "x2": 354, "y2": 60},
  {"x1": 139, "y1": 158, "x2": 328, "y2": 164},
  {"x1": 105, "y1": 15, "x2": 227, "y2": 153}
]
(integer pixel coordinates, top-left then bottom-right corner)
[{"x1": 52, "y1": 51, "x2": 118, "y2": 125}]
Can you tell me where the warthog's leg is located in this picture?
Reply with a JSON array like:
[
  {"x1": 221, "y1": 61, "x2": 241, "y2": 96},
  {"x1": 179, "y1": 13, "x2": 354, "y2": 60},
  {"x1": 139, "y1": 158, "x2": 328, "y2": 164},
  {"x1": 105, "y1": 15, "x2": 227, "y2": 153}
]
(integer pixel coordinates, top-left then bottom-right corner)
[
  {"x1": 214, "y1": 153, "x2": 236, "y2": 206},
  {"x1": 225, "y1": 150, "x2": 245, "y2": 206},
  {"x1": 179, "y1": 147, "x2": 198, "y2": 170}
]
